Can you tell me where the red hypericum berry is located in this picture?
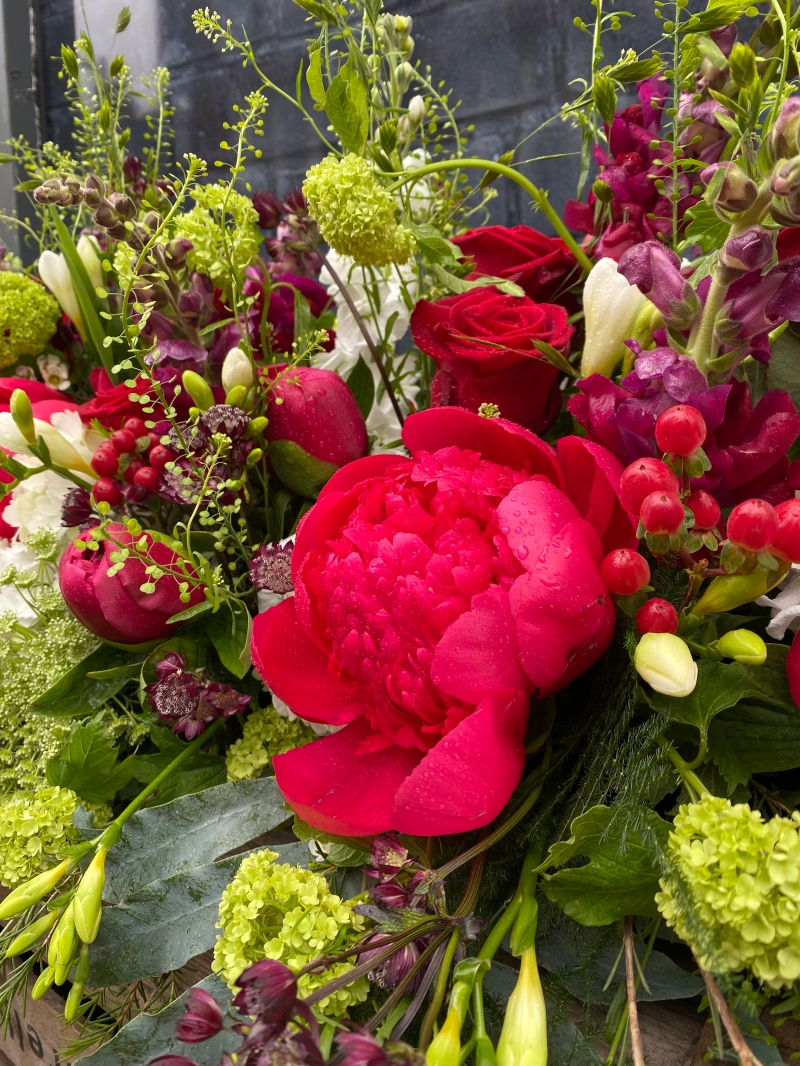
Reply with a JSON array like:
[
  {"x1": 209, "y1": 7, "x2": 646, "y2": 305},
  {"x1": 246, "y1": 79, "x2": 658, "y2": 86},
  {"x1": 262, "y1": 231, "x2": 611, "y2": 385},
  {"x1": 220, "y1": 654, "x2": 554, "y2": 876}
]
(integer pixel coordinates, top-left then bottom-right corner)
[
  {"x1": 149, "y1": 444, "x2": 177, "y2": 472},
  {"x1": 123, "y1": 417, "x2": 148, "y2": 439},
  {"x1": 727, "y1": 498, "x2": 779, "y2": 552},
  {"x1": 655, "y1": 405, "x2": 707, "y2": 457},
  {"x1": 686, "y1": 490, "x2": 721, "y2": 531},
  {"x1": 147, "y1": 432, "x2": 162, "y2": 451},
  {"x1": 91, "y1": 477, "x2": 123, "y2": 507},
  {"x1": 133, "y1": 466, "x2": 159, "y2": 493},
  {"x1": 91, "y1": 446, "x2": 119, "y2": 478},
  {"x1": 771, "y1": 499, "x2": 800, "y2": 562},
  {"x1": 636, "y1": 598, "x2": 679, "y2": 635},
  {"x1": 600, "y1": 548, "x2": 651, "y2": 596},
  {"x1": 123, "y1": 458, "x2": 147, "y2": 484},
  {"x1": 640, "y1": 491, "x2": 685, "y2": 535},
  {"x1": 110, "y1": 428, "x2": 137, "y2": 454},
  {"x1": 619, "y1": 458, "x2": 680, "y2": 516}
]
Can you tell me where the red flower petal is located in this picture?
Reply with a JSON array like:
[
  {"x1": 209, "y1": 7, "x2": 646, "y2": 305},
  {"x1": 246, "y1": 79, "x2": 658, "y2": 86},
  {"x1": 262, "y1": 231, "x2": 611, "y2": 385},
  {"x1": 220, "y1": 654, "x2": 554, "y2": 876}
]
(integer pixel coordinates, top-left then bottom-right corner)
[
  {"x1": 556, "y1": 436, "x2": 638, "y2": 553},
  {"x1": 431, "y1": 585, "x2": 530, "y2": 702},
  {"x1": 496, "y1": 479, "x2": 585, "y2": 570},
  {"x1": 251, "y1": 598, "x2": 364, "y2": 725},
  {"x1": 391, "y1": 689, "x2": 529, "y2": 835},
  {"x1": 273, "y1": 716, "x2": 424, "y2": 836}
]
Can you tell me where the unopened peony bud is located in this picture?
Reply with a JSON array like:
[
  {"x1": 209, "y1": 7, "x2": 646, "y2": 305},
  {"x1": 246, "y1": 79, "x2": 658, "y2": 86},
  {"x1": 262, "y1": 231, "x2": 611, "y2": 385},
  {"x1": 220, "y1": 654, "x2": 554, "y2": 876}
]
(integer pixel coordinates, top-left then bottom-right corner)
[
  {"x1": 580, "y1": 258, "x2": 647, "y2": 377},
  {"x1": 716, "y1": 628, "x2": 767, "y2": 665},
  {"x1": 73, "y1": 846, "x2": 106, "y2": 943},
  {"x1": 0, "y1": 859, "x2": 69, "y2": 920},
  {"x1": 634, "y1": 632, "x2": 698, "y2": 696},
  {"x1": 181, "y1": 370, "x2": 214, "y2": 412},
  {"x1": 10, "y1": 388, "x2": 35, "y2": 444},
  {"x1": 77, "y1": 234, "x2": 103, "y2": 292},
  {"x1": 495, "y1": 949, "x2": 547, "y2": 1066},
  {"x1": 701, "y1": 162, "x2": 758, "y2": 214},
  {"x1": 38, "y1": 250, "x2": 85, "y2": 338},
  {"x1": 408, "y1": 94, "x2": 426, "y2": 126},
  {"x1": 221, "y1": 346, "x2": 255, "y2": 391}
]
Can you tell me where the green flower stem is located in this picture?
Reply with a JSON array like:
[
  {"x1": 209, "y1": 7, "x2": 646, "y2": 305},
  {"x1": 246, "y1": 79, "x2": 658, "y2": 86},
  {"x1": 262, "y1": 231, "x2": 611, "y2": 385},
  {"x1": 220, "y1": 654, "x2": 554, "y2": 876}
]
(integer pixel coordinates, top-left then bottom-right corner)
[
  {"x1": 691, "y1": 273, "x2": 729, "y2": 373},
  {"x1": 418, "y1": 926, "x2": 460, "y2": 1050},
  {"x1": 656, "y1": 734, "x2": 707, "y2": 801},
  {"x1": 387, "y1": 161, "x2": 594, "y2": 274}
]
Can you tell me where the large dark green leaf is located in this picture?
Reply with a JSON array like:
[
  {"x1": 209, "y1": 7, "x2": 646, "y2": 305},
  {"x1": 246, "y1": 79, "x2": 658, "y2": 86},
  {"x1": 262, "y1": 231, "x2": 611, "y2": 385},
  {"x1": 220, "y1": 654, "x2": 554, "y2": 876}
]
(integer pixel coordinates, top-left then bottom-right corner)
[
  {"x1": 541, "y1": 806, "x2": 669, "y2": 926},
  {"x1": 208, "y1": 600, "x2": 252, "y2": 679},
  {"x1": 346, "y1": 355, "x2": 375, "y2": 420},
  {"x1": 325, "y1": 58, "x2": 369, "y2": 153},
  {"x1": 30, "y1": 644, "x2": 140, "y2": 716},
  {"x1": 47, "y1": 720, "x2": 134, "y2": 803},
  {"x1": 130, "y1": 726, "x2": 226, "y2": 804}
]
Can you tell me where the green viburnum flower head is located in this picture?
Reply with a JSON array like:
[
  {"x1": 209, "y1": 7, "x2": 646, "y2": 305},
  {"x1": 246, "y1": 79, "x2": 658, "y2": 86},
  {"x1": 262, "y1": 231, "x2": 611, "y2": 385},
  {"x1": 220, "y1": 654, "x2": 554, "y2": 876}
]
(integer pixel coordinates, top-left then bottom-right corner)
[
  {"x1": 225, "y1": 704, "x2": 315, "y2": 782},
  {"x1": 0, "y1": 785, "x2": 80, "y2": 887},
  {"x1": 303, "y1": 153, "x2": 416, "y2": 267},
  {"x1": 0, "y1": 272, "x2": 61, "y2": 367},
  {"x1": 657, "y1": 794, "x2": 800, "y2": 989},
  {"x1": 213, "y1": 848, "x2": 369, "y2": 1017},
  {"x1": 175, "y1": 182, "x2": 261, "y2": 294}
]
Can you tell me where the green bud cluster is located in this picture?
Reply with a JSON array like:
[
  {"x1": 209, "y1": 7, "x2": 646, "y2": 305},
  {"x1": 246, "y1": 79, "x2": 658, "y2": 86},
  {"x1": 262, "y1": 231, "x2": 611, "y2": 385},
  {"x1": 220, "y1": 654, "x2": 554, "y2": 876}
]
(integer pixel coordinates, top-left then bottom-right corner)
[
  {"x1": 176, "y1": 183, "x2": 261, "y2": 294},
  {"x1": 0, "y1": 272, "x2": 61, "y2": 368},
  {"x1": 0, "y1": 786, "x2": 80, "y2": 887},
  {"x1": 212, "y1": 848, "x2": 369, "y2": 1017},
  {"x1": 657, "y1": 795, "x2": 800, "y2": 988},
  {"x1": 303, "y1": 154, "x2": 416, "y2": 267},
  {"x1": 225, "y1": 704, "x2": 315, "y2": 782}
]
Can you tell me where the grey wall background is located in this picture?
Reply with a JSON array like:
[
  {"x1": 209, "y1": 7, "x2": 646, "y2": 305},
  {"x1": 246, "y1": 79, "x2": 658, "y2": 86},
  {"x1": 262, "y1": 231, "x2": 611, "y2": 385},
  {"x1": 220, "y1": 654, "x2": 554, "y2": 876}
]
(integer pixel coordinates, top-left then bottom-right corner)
[{"x1": 5, "y1": 0, "x2": 719, "y2": 241}]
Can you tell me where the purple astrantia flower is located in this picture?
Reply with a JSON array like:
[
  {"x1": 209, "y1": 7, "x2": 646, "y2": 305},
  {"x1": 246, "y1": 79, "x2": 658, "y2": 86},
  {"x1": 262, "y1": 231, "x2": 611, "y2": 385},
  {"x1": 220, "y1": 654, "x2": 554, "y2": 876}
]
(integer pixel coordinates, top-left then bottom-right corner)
[
  {"x1": 174, "y1": 988, "x2": 224, "y2": 1044},
  {"x1": 336, "y1": 1030, "x2": 424, "y2": 1066},
  {"x1": 61, "y1": 486, "x2": 95, "y2": 528},
  {"x1": 249, "y1": 542, "x2": 294, "y2": 594},
  {"x1": 145, "y1": 652, "x2": 250, "y2": 739},
  {"x1": 158, "y1": 404, "x2": 255, "y2": 507}
]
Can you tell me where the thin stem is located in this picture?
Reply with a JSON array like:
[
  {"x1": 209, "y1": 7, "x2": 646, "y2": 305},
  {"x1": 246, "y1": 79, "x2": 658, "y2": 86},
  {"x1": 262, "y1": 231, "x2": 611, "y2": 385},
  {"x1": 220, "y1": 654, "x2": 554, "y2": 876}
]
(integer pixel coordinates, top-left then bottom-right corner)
[
  {"x1": 624, "y1": 918, "x2": 645, "y2": 1066},
  {"x1": 656, "y1": 734, "x2": 707, "y2": 800},
  {"x1": 317, "y1": 249, "x2": 405, "y2": 427},
  {"x1": 699, "y1": 966, "x2": 764, "y2": 1066},
  {"x1": 418, "y1": 927, "x2": 460, "y2": 1051}
]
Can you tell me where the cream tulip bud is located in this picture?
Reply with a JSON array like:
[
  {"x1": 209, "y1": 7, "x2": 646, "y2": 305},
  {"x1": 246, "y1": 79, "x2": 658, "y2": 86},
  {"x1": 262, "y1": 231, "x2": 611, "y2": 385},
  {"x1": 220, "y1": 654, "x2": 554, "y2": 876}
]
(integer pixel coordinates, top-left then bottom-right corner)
[
  {"x1": 634, "y1": 632, "x2": 698, "y2": 697},
  {"x1": 715, "y1": 629, "x2": 767, "y2": 666},
  {"x1": 579, "y1": 258, "x2": 647, "y2": 378},
  {"x1": 221, "y1": 346, "x2": 255, "y2": 391},
  {"x1": 77, "y1": 234, "x2": 103, "y2": 292},
  {"x1": 37, "y1": 250, "x2": 85, "y2": 338},
  {"x1": 408, "y1": 94, "x2": 426, "y2": 126},
  {"x1": 495, "y1": 948, "x2": 547, "y2": 1066}
]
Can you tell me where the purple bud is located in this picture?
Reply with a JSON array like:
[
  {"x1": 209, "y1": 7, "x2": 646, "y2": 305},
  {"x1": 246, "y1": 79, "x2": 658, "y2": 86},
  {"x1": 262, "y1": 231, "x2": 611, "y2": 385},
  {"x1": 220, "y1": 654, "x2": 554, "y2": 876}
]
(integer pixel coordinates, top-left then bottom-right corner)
[
  {"x1": 701, "y1": 162, "x2": 758, "y2": 213},
  {"x1": 617, "y1": 241, "x2": 701, "y2": 328},
  {"x1": 771, "y1": 191, "x2": 800, "y2": 228},
  {"x1": 252, "y1": 190, "x2": 282, "y2": 230},
  {"x1": 108, "y1": 192, "x2": 137, "y2": 221},
  {"x1": 175, "y1": 988, "x2": 224, "y2": 1044},
  {"x1": 93, "y1": 203, "x2": 117, "y2": 229},
  {"x1": 61, "y1": 486, "x2": 95, "y2": 528},
  {"x1": 282, "y1": 188, "x2": 308, "y2": 217},
  {"x1": 718, "y1": 259, "x2": 800, "y2": 340},
  {"x1": 769, "y1": 98, "x2": 800, "y2": 161},
  {"x1": 772, "y1": 158, "x2": 800, "y2": 198},
  {"x1": 718, "y1": 226, "x2": 775, "y2": 281},
  {"x1": 177, "y1": 290, "x2": 203, "y2": 319},
  {"x1": 123, "y1": 155, "x2": 143, "y2": 183},
  {"x1": 231, "y1": 959, "x2": 298, "y2": 1039},
  {"x1": 166, "y1": 237, "x2": 193, "y2": 265}
]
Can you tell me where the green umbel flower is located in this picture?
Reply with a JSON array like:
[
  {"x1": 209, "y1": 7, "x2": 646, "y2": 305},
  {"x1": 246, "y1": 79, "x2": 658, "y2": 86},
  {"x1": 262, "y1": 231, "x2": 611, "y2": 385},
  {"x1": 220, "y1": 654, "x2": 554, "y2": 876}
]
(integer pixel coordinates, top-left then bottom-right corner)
[
  {"x1": 0, "y1": 272, "x2": 61, "y2": 367},
  {"x1": 0, "y1": 786, "x2": 79, "y2": 887},
  {"x1": 303, "y1": 154, "x2": 416, "y2": 267},
  {"x1": 225, "y1": 704, "x2": 315, "y2": 782},
  {"x1": 213, "y1": 848, "x2": 369, "y2": 1017},
  {"x1": 176, "y1": 183, "x2": 261, "y2": 293},
  {"x1": 657, "y1": 795, "x2": 800, "y2": 988}
]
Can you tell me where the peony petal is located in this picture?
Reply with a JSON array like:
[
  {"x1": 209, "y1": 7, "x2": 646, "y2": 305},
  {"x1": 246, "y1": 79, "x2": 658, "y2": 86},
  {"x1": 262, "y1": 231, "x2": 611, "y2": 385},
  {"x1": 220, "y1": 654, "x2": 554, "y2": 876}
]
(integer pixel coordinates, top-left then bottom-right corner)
[
  {"x1": 273, "y1": 717, "x2": 424, "y2": 836},
  {"x1": 402, "y1": 407, "x2": 563, "y2": 487},
  {"x1": 556, "y1": 436, "x2": 638, "y2": 553},
  {"x1": 251, "y1": 598, "x2": 365, "y2": 725},
  {"x1": 431, "y1": 585, "x2": 530, "y2": 701},
  {"x1": 391, "y1": 689, "x2": 529, "y2": 835},
  {"x1": 496, "y1": 479, "x2": 583, "y2": 571}
]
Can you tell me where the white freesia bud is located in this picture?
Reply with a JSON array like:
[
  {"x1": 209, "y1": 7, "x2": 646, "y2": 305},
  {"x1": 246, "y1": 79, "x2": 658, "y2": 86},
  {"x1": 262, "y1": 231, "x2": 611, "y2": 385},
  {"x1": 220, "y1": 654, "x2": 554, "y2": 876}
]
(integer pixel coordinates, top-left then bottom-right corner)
[
  {"x1": 634, "y1": 632, "x2": 698, "y2": 697},
  {"x1": 580, "y1": 257, "x2": 646, "y2": 378},
  {"x1": 496, "y1": 948, "x2": 547, "y2": 1066},
  {"x1": 0, "y1": 412, "x2": 95, "y2": 477},
  {"x1": 77, "y1": 234, "x2": 103, "y2": 292},
  {"x1": 408, "y1": 94, "x2": 426, "y2": 126},
  {"x1": 221, "y1": 347, "x2": 255, "y2": 391},
  {"x1": 37, "y1": 250, "x2": 84, "y2": 339}
]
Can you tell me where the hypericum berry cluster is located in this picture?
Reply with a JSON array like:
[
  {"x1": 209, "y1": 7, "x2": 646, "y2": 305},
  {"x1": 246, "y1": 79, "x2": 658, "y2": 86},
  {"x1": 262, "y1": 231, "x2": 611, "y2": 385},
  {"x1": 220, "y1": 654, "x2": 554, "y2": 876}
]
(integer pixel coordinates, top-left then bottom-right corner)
[
  {"x1": 722, "y1": 497, "x2": 800, "y2": 572},
  {"x1": 89, "y1": 416, "x2": 177, "y2": 509}
]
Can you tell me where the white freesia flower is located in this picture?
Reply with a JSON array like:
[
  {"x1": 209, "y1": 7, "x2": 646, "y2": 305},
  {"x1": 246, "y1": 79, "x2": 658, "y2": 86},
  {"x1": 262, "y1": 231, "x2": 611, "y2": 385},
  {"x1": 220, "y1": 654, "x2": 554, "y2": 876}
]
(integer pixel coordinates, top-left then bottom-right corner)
[
  {"x1": 36, "y1": 354, "x2": 70, "y2": 392},
  {"x1": 580, "y1": 257, "x2": 647, "y2": 378},
  {"x1": 77, "y1": 234, "x2": 103, "y2": 292},
  {"x1": 5, "y1": 470, "x2": 76, "y2": 543},
  {"x1": 37, "y1": 250, "x2": 84, "y2": 338},
  {"x1": 634, "y1": 632, "x2": 698, "y2": 697},
  {"x1": 317, "y1": 250, "x2": 418, "y2": 448},
  {"x1": 757, "y1": 565, "x2": 800, "y2": 639},
  {"x1": 0, "y1": 410, "x2": 100, "y2": 478},
  {"x1": 221, "y1": 346, "x2": 254, "y2": 391}
]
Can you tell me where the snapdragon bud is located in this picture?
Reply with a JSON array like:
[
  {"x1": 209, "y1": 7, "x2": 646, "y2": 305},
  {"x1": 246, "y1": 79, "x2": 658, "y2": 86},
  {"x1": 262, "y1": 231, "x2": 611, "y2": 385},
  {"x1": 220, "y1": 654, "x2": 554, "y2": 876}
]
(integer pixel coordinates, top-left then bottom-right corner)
[
  {"x1": 222, "y1": 346, "x2": 255, "y2": 391},
  {"x1": 769, "y1": 97, "x2": 800, "y2": 162},
  {"x1": 701, "y1": 162, "x2": 758, "y2": 214},
  {"x1": 617, "y1": 242, "x2": 701, "y2": 331},
  {"x1": 73, "y1": 845, "x2": 106, "y2": 943},
  {"x1": 592, "y1": 178, "x2": 614, "y2": 203},
  {"x1": 246, "y1": 415, "x2": 268, "y2": 438},
  {"x1": 82, "y1": 173, "x2": 105, "y2": 207},
  {"x1": 10, "y1": 388, "x2": 36, "y2": 444},
  {"x1": 108, "y1": 192, "x2": 136, "y2": 221},
  {"x1": 772, "y1": 158, "x2": 800, "y2": 198},
  {"x1": 182, "y1": 370, "x2": 215, "y2": 412},
  {"x1": 715, "y1": 628, "x2": 767, "y2": 665},
  {"x1": 634, "y1": 632, "x2": 698, "y2": 697},
  {"x1": 716, "y1": 225, "x2": 775, "y2": 283}
]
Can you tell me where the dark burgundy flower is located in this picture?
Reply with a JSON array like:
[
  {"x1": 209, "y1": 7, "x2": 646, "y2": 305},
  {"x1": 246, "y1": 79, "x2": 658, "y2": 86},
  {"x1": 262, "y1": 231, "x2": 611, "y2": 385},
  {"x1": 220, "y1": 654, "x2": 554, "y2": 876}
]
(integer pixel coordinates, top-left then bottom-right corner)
[
  {"x1": 174, "y1": 988, "x2": 225, "y2": 1044},
  {"x1": 231, "y1": 960, "x2": 299, "y2": 1040},
  {"x1": 199, "y1": 404, "x2": 250, "y2": 441},
  {"x1": 61, "y1": 486, "x2": 95, "y2": 528},
  {"x1": 253, "y1": 190, "x2": 282, "y2": 230},
  {"x1": 249, "y1": 542, "x2": 294, "y2": 594},
  {"x1": 145, "y1": 652, "x2": 250, "y2": 739},
  {"x1": 336, "y1": 1031, "x2": 424, "y2": 1066},
  {"x1": 361, "y1": 935, "x2": 421, "y2": 991},
  {"x1": 198, "y1": 682, "x2": 251, "y2": 719}
]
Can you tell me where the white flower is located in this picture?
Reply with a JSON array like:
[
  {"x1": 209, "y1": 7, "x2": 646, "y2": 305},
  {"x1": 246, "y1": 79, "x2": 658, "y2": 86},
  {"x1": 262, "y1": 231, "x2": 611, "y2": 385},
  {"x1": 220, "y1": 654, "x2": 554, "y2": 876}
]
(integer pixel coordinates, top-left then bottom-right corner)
[
  {"x1": 757, "y1": 565, "x2": 800, "y2": 639},
  {"x1": 77, "y1": 234, "x2": 103, "y2": 293},
  {"x1": 14, "y1": 366, "x2": 35, "y2": 380},
  {"x1": 0, "y1": 409, "x2": 100, "y2": 478},
  {"x1": 408, "y1": 94, "x2": 426, "y2": 126},
  {"x1": 580, "y1": 258, "x2": 647, "y2": 378},
  {"x1": 0, "y1": 539, "x2": 40, "y2": 625},
  {"x1": 37, "y1": 251, "x2": 84, "y2": 338},
  {"x1": 634, "y1": 632, "x2": 698, "y2": 697},
  {"x1": 36, "y1": 354, "x2": 70, "y2": 392},
  {"x1": 401, "y1": 147, "x2": 434, "y2": 221},
  {"x1": 221, "y1": 346, "x2": 254, "y2": 391},
  {"x1": 5, "y1": 470, "x2": 76, "y2": 543}
]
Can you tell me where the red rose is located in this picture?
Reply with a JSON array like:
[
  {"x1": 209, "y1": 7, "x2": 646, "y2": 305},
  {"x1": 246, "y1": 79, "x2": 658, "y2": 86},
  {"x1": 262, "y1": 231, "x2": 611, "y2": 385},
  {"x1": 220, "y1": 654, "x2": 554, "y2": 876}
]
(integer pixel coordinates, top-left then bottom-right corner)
[
  {"x1": 252, "y1": 407, "x2": 636, "y2": 837},
  {"x1": 410, "y1": 288, "x2": 575, "y2": 434},
  {"x1": 452, "y1": 225, "x2": 579, "y2": 303},
  {"x1": 79, "y1": 369, "x2": 162, "y2": 430}
]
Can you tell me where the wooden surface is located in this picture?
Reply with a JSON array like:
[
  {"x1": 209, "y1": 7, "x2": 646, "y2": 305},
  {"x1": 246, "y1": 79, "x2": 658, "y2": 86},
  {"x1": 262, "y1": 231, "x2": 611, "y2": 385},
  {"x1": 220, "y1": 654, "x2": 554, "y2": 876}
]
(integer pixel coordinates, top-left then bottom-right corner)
[{"x1": 0, "y1": 979, "x2": 79, "y2": 1066}]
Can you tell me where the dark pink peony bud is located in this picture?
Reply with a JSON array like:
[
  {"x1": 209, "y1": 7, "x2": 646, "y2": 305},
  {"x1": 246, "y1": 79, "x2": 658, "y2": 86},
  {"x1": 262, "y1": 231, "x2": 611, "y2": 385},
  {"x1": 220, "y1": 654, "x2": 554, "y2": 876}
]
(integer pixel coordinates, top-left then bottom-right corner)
[
  {"x1": 150, "y1": 1058, "x2": 199, "y2": 1066},
  {"x1": 175, "y1": 988, "x2": 225, "y2": 1044},
  {"x1": 263, "y1": 366, "x2": 369, "y2": 497},
  {"x1": 617, "y1": 241, "x2": 701, "y2": 328}
]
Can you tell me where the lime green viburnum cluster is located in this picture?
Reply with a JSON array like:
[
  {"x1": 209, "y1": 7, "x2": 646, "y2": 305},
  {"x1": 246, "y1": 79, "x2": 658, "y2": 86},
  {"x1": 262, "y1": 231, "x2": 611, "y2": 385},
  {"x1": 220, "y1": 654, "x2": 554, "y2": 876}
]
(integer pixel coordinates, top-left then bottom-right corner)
[
  {"x1": 303, "y1": 153, "x2": 416, "y2": 267},
  {"x1": 657, "y1": 795, "x2": 800, "y2": 988},
  {"x1": 225, "y1": 704, "x2": 315, "y2": 782},
  {"x1": 176, "y1": 182, "x2": 261, "y2": 293},
  {"x1": 213, "y1": 848, "x2": 369, "y2": 1018},
  {"x1": 0, "y1": 785, "x2": 80, "y2": 887},
  {"x1": 0, "y1": 272, "x2": 61, "y2": 368}
]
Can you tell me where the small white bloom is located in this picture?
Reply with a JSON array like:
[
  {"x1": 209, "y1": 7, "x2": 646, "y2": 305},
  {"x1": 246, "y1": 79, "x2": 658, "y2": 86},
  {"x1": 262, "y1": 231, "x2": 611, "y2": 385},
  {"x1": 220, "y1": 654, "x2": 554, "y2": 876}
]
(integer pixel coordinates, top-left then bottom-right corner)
[
  {"x1": 36, "y1": 354, "x2": 71, "y2": 392},
  {"x1": 580, "y1": 257, "x2": 647, "y2": 378},
  {"x1": 0, "y1": 409, "x2": 100, "y2": 477},
  {"x1": 5, "y1": 470, "x2": 77, "y2": 543},
  {"x1": 757, "y1": 565, "x2": 800, "y2": 639},
  {"x1": 0, "y1": 539, "x2": 40, "y2": 625},
  {"x1": 634, "y1": 632, "x2": 698, "y2": 697},
  {"x1": 37, "y1": 250, "x2": 84, "y2": 338},
  {"x1": 408, "y1": 94, "x2": 426, "y2": 126},
  {"x1": 77, "y1": 234, "x2": 103, "y2": 293},
  {"x1": 14, "y1": 366, "x2": 35, "y2": 380},
  {"x1": 221, "y1": 346, "x2": 255, "y2": 391}
]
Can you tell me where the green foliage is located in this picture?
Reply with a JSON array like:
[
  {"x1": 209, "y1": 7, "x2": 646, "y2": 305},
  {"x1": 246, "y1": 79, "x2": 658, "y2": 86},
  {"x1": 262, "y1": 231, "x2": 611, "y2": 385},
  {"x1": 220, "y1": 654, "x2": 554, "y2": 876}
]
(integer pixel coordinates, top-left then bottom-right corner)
[
  {"x1": 0, "y1": 273, "x2": 60, "y2": 367},
  {"x1": 225, "y1": 704, "x2": 315, "y2": 782},
  {"x1": 177, "y1": 183, "x2": 262, "y2": 294},
  {"x1": 46, "y1": 719, "x2": 135, "y2": 804},
  {"x1": 682, "y1": 201, "x2": 730, "y2": 255},
  {"x1": 29, "y1": 643, "x2": 141, "y2": 717},
  {"x1": 345, "y1": 354, "x2": 376, "y2": 419},
  {"x1": 207, "y1": 600, "x2": 252, "y2": 679},
  {"x1": 132, "y1": 726, "x2": 226, "y2": 803},
  {"x1": 0, "y1": 785, "x2": 79, "y2": 887},
  {"x1": 325, "y1": 58, "x2": 369, "y2": 153}
]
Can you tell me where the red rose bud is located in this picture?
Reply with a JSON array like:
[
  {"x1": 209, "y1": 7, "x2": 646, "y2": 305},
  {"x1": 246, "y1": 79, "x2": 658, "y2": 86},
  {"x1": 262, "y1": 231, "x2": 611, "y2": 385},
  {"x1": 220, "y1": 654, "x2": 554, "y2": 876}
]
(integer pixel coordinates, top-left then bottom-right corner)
[
  {"x1": 700, "y1": 162, "x2": 758, "y2": 214},
  {"x1": 59, "y1": 524, "x2": 204, "y2": 643},
  {"x1": 264, "y1": 366, "x2": 368, "y2": 498},
  {"x1": 619, "y1": 458, "x2": 680, "y2": 515},
  {"x1": 174, "y1": 987, "x2": 224, "y2": 1044},
  {"x1": 640, "y1": 491, "x2": 685, "y2": 535},
  {"x1": 727, "y1": 498, "x2": 779, "y2": 552},
  {"x1": 655, "y1": 405, "x2": 707, "y2": 458},
  {"x1": 686, "y1": 490, "x2": 721, "y2": 530},
  {"x1": 636, "y1": 598, "x2": 679, "y2": 635},
  {"x1": 450, "y1": 224, "x2": 578, "y2": 303},
  {"x1": 600, "y1": 548, "x2": 650, "y2": 596},
  {"x1": 770, "y1": 498, "x2": 800, "y2": 562},
  {"x1": 617, "y1": 242, "x2": 701, "y2": 330}
]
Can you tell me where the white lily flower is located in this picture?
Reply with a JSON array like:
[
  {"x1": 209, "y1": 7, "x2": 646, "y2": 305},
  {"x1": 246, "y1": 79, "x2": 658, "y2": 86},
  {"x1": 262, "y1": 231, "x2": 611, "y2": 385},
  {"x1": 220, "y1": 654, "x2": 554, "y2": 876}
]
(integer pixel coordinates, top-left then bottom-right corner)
[
  {"x1": 580, "y1": 257, "x2": 647, "y2": 378},
  {"x1": 634, "y1": 632, "x2": 698, "y2": 697},
  {"x1": 37, "y1": 250, "x2": 84, "y2": 338},
  {"x1": 757, "y1": 565, "x2": 800, "y2": 639}
]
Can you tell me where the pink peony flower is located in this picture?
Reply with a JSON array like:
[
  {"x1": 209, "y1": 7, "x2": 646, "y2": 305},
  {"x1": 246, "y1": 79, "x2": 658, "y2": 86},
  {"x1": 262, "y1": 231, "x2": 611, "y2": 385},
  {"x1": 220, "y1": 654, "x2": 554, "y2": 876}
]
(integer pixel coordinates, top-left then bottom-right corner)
[{"x1": 252, "y1": 408, "x2": 636, "y2": 837}]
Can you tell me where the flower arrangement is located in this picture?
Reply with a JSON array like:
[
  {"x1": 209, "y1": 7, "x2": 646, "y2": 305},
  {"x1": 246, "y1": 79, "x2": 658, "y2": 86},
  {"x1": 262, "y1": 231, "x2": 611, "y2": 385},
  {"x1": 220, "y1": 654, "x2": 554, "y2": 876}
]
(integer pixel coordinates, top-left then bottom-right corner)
[{"x1": 3, "y1": 2, "x2": 800, "y2": 1064}]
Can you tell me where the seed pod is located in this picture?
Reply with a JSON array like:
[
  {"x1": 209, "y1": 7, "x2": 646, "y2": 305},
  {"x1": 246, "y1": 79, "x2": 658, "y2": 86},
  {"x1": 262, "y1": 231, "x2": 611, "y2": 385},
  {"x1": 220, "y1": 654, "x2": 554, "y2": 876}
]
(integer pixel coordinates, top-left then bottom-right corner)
[
  {"x1": 10, "y1": 388, "x2": 36, "y2": 444},
  {"x1": 4, "y1": 909, "x2": 59, "y2": 959},
  {"x1": 224, "y1": 384, "x2": 249, "y2": 409},
  {"x1": 0, "y1": 860, "x2": 69, "y2": 921},
  {"x1": 246, "y1": 416, "x2": 268, "y2": 438},
  {"x1": 73, "y1": 846, "x2": 106, "y2": 944}
]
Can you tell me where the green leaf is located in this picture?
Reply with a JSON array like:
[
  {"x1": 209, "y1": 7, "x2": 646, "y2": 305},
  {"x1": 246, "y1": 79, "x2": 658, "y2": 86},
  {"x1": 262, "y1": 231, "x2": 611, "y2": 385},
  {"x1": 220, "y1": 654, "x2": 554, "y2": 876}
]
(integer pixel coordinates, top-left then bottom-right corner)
[
  {"x1": 208, "y1": 600, "x2": 252, "y2": 679},
  {"x1": 325, "y1": 58, "x2": 369, "y2": 153},
  {"x1": 327, "y1": 843, "x2": 371, "y2": 867},
  {"x1": 294, "y1": 0, "x2": 337, "y2": 24},
  {"x1": 115, "y1": 5, "x2": 131, "y2": 32},
  {"x1": 541, "y1": 805, "x2": 669, "y2": 926},
  {"x1": 606, "y1": 54, "x2": 663, "y2": 83},
  {"x1": 765, "y1": 328, "x2": 800, "y2": 411},
  {"x1": 430, "y1": 261, "x2": 525, "y2": 297},
  {"x1": 682, "y1": 3, "x2": 756, "y2": 34},
  {"x1": 29, "y1": 644, "x2": 140, "y2": 716},
  {"x1": 76, "y1": 974, "x2": 235, "y2": 1066},
  {"x1": 47, "y1": 720, "x2": 134, "y2": 803},
  {"x1": 532, "y1": 339, "x2": 579, "y2": 377},
  {"x1": 306, "y1": 46, "x2": 326, "y2": 104},
  {"x1": 346, "y1": 355, "x2": 375, "y2": 419},
  {"x1": 682, "y1": 200, "x2": 729, "y2": 254},
  {"x1": 130, "y1": 726, "x2": 226, "y2": 804},
  {"x1": 102, "y1": 777, "x2": 294, "y2": 903},
  {"x1": 292, "y1": 815, "x2": 373, "y2": 851},
  {"x1": 714, "y1": 110, "x2": 742, "y2": 139},
  {"x1": 645, "y1": 658, "x2": 765, "y2": 747},
  {"x1": 412, "y1": 225, "x2": 459, "y2": 265},
  {"x1": 293, "y1": 287, "x2": 314, "y2": 352}
]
